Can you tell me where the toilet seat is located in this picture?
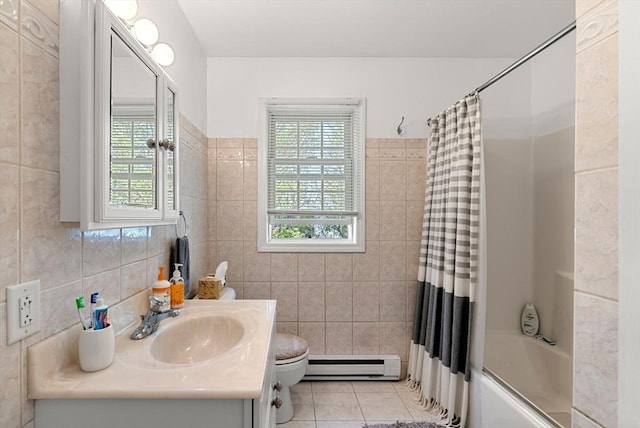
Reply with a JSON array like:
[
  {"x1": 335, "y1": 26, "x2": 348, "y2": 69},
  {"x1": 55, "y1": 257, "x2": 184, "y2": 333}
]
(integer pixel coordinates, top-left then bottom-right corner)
[
  {"x1": 275, "y1": 333, "x2": 308, "y2": 363},
  {"x1": 276, "y1": 349, "x2": 309, "y2": 365}
]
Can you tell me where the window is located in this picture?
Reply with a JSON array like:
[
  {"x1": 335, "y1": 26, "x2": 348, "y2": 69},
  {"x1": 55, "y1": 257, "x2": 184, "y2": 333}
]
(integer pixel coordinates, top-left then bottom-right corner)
[{"x1": 258, "y1": 98, "x2": 366, "y2": 252}]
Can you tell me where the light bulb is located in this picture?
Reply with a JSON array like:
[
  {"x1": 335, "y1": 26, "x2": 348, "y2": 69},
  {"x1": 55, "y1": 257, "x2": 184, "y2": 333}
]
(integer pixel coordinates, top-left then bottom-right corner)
[
  {"x1": 151, "y1": 43, "x2": 175, "y2": 66},
  {"x1": 133, "y1": 18, "x2": 159, "y2": 46},
  {"x1": 104, "y1": 0, "x2": 138, "y2": 20}
]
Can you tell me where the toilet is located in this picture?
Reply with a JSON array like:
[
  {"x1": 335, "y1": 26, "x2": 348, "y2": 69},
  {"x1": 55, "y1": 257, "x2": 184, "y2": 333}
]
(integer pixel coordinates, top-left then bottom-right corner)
[
  {"x1": 207, "y1": 285, "x2": 308, "y2": 423},
  {"x1": 216, "y1": 286, "x2": 236, "y2": 300},
  {"x1": 275, "y1": 333, "x2": 309, "y2": 424}
]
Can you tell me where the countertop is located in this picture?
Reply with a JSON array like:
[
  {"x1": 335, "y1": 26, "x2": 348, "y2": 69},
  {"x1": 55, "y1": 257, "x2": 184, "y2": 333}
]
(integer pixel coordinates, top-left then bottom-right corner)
[{"x1": 28, "y1": 299, "x2": 277, "y2": 400}]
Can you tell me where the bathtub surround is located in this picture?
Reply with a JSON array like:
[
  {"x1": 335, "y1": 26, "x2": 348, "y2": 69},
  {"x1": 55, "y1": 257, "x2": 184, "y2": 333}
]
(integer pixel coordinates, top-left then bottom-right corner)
[
  {"x1": 478, "y1": 27, "x2": 575, "y2": 426},
  {"x1": 483, "y1": 332, "x2": 572, "y2": 425},
  {"x1": 407, "y1": 95, "x2": 482, "y2": 427}
]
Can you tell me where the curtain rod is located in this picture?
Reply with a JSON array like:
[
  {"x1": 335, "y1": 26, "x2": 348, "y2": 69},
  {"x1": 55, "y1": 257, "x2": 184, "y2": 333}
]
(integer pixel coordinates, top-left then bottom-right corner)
[{"x1": 469, "y1": 20, "x2": 577, "y2": 96}]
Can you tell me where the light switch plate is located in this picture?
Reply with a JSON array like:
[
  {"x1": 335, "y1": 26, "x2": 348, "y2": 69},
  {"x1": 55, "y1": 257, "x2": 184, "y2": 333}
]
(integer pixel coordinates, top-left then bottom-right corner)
[{"x1": 6, "y1": 280, "x2": 41, "y2": 345}]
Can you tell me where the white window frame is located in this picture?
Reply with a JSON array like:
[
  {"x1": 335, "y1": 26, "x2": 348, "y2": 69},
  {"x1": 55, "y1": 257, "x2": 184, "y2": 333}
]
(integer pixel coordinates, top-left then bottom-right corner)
[{"x1": 257, "y1": 97, "x2": 366, "y2": 253}]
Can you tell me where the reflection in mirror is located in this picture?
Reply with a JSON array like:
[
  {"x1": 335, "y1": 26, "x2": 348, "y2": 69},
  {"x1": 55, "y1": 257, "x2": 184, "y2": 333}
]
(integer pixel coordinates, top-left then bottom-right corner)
[
  {"x1": 110, "y1": 30, "x2": 157, "y2": 209},
  {"x1": 166, "y1": 87, "x2": 176, "y2": 211}
]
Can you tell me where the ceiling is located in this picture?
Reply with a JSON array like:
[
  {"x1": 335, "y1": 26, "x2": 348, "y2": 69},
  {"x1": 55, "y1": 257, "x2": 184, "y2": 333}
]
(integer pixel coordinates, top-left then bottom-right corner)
[{"x1": 176, "y1": 0, "x2": 575, "y2": 58}]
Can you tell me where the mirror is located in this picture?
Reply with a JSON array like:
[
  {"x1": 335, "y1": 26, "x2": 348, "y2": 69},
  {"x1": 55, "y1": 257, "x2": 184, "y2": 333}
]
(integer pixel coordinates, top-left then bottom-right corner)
[
  {"x1": 109, "y1": 29, "x2": 158, "y2": 210},
  {"x1": 59, "y1": 0, "x2": 179, "y2": 230}
]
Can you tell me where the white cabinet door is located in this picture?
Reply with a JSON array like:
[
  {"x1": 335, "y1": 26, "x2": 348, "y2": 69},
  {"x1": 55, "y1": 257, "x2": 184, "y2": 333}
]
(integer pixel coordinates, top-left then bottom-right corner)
[{"x1": 60, "y1": 0, "x2": 180, "y2": 231}]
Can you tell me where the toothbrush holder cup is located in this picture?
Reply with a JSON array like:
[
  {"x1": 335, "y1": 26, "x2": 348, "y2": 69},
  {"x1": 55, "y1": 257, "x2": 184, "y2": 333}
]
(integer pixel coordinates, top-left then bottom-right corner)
[{"x1": 78, "y1": 324, "x2": 115, "y2": 372}]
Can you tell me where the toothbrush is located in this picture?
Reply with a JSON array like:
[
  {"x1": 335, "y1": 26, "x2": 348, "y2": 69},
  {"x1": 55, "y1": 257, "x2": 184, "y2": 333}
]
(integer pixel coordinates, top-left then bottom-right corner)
[{"x1": 75, "y1": 296, "x2": 89, "y2": 330}]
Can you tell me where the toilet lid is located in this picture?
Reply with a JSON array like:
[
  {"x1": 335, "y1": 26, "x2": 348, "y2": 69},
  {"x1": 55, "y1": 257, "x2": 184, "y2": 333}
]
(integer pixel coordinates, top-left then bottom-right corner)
[{"x1": 275, "y1": 333, "x2": 308, "y2": 361}]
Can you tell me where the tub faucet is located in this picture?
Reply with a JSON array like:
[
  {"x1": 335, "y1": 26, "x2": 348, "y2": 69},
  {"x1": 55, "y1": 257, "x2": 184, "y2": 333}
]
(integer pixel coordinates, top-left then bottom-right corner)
[{"x1": 130, "y1": 309, "x2": 180, "y2": 340}]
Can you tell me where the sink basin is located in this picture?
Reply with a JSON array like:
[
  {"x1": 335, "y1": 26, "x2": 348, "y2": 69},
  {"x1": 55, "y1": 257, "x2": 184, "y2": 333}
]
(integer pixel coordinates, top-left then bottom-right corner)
[{"x1": 150, "y1": 314, "x2": 245, "y2": 364}]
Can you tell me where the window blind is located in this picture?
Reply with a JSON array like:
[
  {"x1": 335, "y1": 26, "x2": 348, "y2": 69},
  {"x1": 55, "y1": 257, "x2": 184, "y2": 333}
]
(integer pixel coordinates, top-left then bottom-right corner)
[{"x1": 267, "y1": 104, "x2": 363, "y2": 220}]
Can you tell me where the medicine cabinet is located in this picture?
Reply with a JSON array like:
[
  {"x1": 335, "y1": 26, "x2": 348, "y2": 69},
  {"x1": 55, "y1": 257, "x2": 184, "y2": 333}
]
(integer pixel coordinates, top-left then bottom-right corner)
[{"x1": 60, "y1": 0, "x2": 179, "y2": 230}]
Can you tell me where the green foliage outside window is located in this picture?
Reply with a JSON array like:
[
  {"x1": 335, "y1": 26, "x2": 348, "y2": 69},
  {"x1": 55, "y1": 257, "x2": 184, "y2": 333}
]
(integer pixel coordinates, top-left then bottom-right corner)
[{"x1": 272, "y1": 224, "x2": 348, "y2": 239}]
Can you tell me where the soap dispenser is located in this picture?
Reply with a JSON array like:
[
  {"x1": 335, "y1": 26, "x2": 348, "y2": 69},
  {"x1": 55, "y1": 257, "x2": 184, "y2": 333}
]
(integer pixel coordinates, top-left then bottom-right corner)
[
  {"x1": 151, "y1": 266, "x2": 171, "y2": 313},
  {"x1": 170, "y1": 263, "x2": 185, "y2": 309}
]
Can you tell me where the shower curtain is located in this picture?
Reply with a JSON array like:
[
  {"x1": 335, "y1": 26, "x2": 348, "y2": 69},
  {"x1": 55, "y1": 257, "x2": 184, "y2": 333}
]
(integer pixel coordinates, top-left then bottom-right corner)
[{"x1": 407, "y1": 94, "x2": 481, "y2": 428}]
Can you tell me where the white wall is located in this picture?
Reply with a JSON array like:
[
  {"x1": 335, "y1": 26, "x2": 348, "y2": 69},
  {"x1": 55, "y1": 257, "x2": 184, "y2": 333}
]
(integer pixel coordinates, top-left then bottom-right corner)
[
  {"x1": 531, "y1": 33, "x2": 576, "y2": 137},
  {"x1": 137, "y1": 0, "x2": 207, "y2": 131},
  {"x1": 481, "y1": 61, "x2": 533, "y2": 140},
  {"x1": 206, "y1": 57, "x2": 513, "y2": 138}
]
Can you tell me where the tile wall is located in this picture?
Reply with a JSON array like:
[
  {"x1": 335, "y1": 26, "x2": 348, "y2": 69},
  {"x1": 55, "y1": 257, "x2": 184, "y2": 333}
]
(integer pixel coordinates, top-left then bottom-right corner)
[
  {"x1": 208, "y1": 137, "x2": 428, "y2": 373},
  {"x1": 0, "y1": 2, "x2": 210, "y2": 427},
  {"x1": 573, "y1": 0, "x2": 619, "y2": 427}
]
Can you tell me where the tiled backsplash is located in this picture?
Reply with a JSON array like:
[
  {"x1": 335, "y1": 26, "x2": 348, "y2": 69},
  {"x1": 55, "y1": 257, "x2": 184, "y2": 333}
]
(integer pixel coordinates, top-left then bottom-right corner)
[{"x1": 208, "y1": 137, "x2": 428, "y2": 372}]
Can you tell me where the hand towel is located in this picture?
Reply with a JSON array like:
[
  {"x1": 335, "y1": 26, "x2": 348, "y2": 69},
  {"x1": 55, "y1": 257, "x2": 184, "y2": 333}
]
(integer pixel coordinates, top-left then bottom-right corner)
[{"x1": 170, "y1": 235, "x2": 191, "y2": 298}]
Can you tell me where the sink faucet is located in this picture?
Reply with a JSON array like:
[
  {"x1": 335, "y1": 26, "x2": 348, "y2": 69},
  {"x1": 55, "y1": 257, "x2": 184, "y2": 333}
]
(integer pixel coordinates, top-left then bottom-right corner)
[{"x1": 130, "y1": 309, "x2": 180, "y2": 340}]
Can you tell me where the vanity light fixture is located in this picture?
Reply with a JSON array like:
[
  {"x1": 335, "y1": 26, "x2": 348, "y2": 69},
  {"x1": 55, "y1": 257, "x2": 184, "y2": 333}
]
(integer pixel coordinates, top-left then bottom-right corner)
[
  {"x1": 104, "y1": 0, "x2": 138, "y2": 21},
  {"x1": 104, "y1": 0, "x2": 175, "y2": 66},
  {"x1": 151, "y1": 43, "x2": 175, "y2": 67},
  {"x1": 132, "y1": 18, "x2": 159, "y2": 45}
]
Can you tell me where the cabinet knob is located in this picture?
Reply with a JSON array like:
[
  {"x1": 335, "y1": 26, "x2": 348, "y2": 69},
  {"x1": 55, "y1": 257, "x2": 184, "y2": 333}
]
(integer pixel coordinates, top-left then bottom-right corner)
[
  {"x1": 271, "y1": 396, "x2": 282, "y2": 409},
  {"x1": 159, "y1": 139, "x2": 175, "y2": 151},
  {"x1": 146, "y1": 138, "x2": 156, "y2": 149},
  {"x1": 273, "y1": 382, "x2": 282, "y2": 391}
]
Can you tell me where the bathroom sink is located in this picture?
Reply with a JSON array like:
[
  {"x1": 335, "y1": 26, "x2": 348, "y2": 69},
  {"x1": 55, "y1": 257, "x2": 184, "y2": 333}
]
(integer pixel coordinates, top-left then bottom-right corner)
[{"x1": 150, "y1": 314, "x2": 245, "y2": 364}]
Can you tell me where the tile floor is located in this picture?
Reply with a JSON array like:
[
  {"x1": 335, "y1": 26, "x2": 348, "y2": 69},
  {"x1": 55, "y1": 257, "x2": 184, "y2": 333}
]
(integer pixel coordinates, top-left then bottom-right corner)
[{"x1": 278, "y1": 380, "x2": 437, "y2": 428}]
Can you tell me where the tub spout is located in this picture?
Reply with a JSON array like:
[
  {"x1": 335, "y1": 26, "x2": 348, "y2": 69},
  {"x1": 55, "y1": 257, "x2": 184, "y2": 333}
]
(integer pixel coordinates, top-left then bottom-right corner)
[{"x1": 534, "y1": 334, "x2": 556, "y2": 346}]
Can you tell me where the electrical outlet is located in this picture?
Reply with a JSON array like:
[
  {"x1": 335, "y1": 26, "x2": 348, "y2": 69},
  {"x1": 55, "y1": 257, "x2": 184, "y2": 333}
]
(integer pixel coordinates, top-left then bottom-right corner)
[
  {"x1": 19, "y1": 295, "x2": 34, "y2": 327},
  {"x1": 6, "y1": 280, "x2": 41, "y2": 345}
]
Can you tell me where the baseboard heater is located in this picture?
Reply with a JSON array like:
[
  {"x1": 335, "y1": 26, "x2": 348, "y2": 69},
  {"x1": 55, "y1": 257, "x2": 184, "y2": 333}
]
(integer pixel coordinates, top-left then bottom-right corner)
[{"x1": 303, "y1": 354, "x2": 401, "y2": 381}]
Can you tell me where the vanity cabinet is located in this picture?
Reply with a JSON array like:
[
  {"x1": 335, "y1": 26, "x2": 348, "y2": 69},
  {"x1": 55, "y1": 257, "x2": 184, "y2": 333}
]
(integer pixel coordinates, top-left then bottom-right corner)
[
  {"x1": 34, "y1": 331, "x2": 277, "y2": 428},
  {"x1": 30, "y1": 299, "x2": 279, "y2": 428},
  {"x1": 60, "y1": 0, "x2": 179, "y2": 231}
]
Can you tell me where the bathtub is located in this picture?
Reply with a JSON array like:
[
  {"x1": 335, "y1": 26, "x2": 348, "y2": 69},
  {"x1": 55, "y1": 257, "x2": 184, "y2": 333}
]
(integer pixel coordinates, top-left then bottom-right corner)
[{"x1": 477, "y1": 331, "x2": 572, "y2": 428}]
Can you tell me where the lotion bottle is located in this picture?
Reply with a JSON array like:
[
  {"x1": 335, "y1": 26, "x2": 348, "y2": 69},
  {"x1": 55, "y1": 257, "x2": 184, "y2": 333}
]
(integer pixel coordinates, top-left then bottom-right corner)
[
  {"x1": 521, "y1": 302, "x2": 540, "y2": 336},
  {"x1": 151, "y1": 266, "x2": 171, "y2": 313},
  {"x1": 170, "y1": 263, "x2": 185, "y2": 309}
]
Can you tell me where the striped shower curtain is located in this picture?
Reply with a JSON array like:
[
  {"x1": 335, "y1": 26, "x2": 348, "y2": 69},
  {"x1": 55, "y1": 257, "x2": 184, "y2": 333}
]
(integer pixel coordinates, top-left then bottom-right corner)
[{"x1": 407, "y1": 94, "x2": 481, "y2": 428}]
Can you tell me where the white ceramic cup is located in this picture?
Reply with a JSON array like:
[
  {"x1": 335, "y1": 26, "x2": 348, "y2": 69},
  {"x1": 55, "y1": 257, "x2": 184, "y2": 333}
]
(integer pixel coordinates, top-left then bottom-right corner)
[{"x1": 78, "y1": 324, "x2": 115, "y2": 372}]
